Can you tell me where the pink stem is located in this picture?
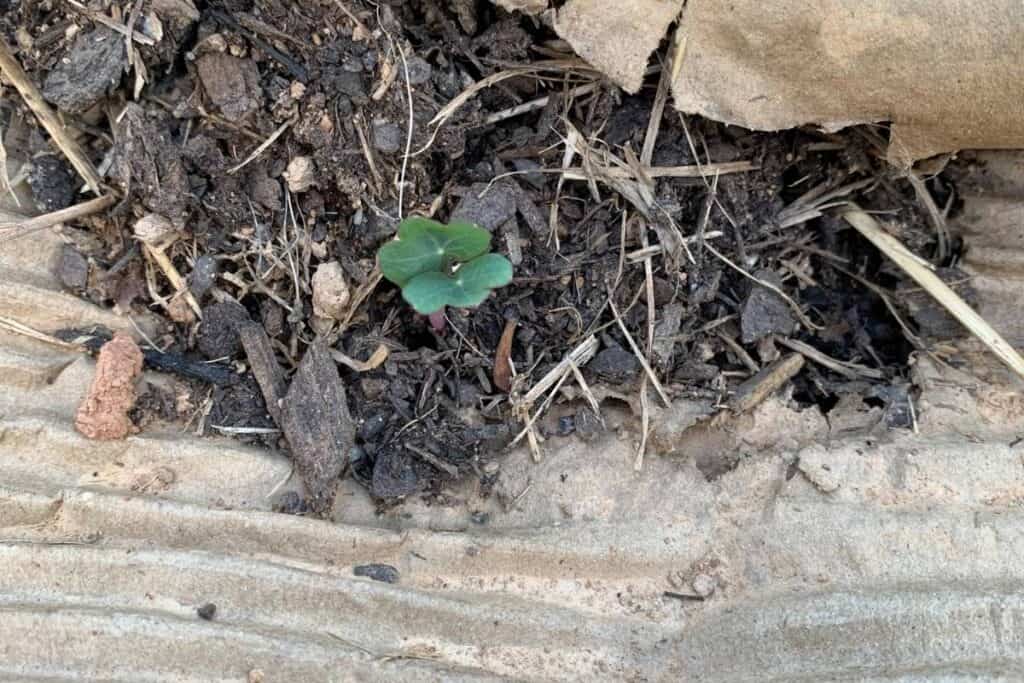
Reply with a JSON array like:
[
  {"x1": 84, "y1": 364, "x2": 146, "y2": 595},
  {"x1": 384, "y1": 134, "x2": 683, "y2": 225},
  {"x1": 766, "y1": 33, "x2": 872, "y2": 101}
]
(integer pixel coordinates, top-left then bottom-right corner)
[{"x1": 428, "y1": 309, "x2": 446, "y2": 332}]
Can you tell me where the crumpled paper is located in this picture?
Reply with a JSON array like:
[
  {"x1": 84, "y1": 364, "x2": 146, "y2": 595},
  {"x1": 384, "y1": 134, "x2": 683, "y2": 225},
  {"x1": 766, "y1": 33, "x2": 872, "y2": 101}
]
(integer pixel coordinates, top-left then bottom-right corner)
[{"x1": 496, "y1": 0, "x2": 1024, "y2": 165}]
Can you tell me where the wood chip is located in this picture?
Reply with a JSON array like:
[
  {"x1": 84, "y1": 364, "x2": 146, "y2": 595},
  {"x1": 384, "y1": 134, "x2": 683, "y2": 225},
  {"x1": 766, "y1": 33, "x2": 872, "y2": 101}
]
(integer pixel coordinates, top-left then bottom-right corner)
[
  {"x1": 727, "y1": 352, "x2": 804, "y2": 414},
  {"x1": 279, "y1": 343, "x2": 355, "y2": 514},
  {"x1": 238, "y1": 322, "x2": 286, "y2": 425}
]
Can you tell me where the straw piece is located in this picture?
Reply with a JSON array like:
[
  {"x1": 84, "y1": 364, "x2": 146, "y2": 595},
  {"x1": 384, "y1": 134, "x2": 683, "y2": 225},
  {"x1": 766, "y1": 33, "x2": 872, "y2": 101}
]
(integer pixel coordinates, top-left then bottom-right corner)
[{"x1": 844, "y1": 208, "x2": 1024, "y2": 380}]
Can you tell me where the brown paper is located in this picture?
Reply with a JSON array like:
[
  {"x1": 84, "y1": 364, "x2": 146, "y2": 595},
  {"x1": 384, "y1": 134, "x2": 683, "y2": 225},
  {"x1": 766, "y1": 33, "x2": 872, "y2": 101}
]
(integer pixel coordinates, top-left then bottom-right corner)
[
  {"x1": 540, "y1": 0, "x2": 1024, "y2": 164},
  {"x1": 673, "y1": 0, "x2": 1024, "y2": 165},
  {"x1": 554, "y1": 0, "x2": 684, "y2": 94}
]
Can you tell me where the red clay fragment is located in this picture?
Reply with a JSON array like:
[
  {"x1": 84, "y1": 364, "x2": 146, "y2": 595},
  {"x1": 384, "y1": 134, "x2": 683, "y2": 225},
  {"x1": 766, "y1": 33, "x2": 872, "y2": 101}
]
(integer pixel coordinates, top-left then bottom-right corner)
[{"x1": 74, "y1": 332, "x2": 144, "y2": 440}]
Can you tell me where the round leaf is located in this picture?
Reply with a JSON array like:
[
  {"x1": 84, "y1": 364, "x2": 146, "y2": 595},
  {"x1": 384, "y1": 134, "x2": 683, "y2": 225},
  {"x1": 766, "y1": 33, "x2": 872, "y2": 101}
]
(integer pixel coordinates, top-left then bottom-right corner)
[
  {"x1": 378, "y1": 233, "x2": 443, "y2": 287},
  {"x1": 439, "y1": 221, "x2": 492, "y2": 261},
  {"x1": 401, "y1": 253, "x2": 514, "y2": 314},
  {"x1": 380, "y1": 217, "x2": 492, "y2": 286},
  {"x1": 401, "y1": 271, "x2": 460, "y2": 314},
  {"x1": 450, "y1": 253, "x2": 513, "y2": 296}
]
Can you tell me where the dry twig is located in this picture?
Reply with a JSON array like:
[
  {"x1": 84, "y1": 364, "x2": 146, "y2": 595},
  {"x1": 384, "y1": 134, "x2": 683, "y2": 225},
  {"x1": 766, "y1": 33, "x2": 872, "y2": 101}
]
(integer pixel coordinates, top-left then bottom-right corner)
[
  {"x1": 0, "y1": 37, "x2": 103, "y2": 194},
  {"x1": 844, "y1": 208, "x2": 1024, "y2": 380},
  {"x1": 228, "y1": 117, "x2": 295, "y2": 175},
  {"x1": 0, "y1": 194, "x2": 116, "y2": 240}
]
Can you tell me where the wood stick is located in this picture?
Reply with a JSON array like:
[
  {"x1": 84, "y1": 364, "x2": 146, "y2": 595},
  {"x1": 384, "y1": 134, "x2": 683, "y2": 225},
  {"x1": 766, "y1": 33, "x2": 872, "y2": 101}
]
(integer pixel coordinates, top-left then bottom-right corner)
[
  {"x1": 0, "y1": 36, "x2": 103, "y2": 194},
  {"x1": 0, "y1": 194, "x2": 115, "y2": 239},
  {"x1": 143, "y1": 244, "x2": 202, "y2": 318},
  {"x1": 728, "y1": 353, "x2": 804, "y2": 414}
]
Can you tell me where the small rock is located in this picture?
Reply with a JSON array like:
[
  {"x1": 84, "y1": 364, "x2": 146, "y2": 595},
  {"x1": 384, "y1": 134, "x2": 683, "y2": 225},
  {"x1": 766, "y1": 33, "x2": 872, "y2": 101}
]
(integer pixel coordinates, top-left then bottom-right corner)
[
  {"x1": 740, "y1": 269, "x2": 796, "y2": 344},
  {"x1": 404, "y1": 56, "x2": 432, "y2": 85},
  {"x1": 57, "y1": 245, "x2": 89, "y2": 291},
  {"x1": 796, "y1": 444, "x2": 844, "y2": 493},
  {"x1": 75, "y1": 333, "x2": 144, "y2": 440},
  {"x1": 196, "y1": 603, "x2": 217, "y2": 621},
  {"x1": 197, "y1": 301, "x2": 251, "y2": 359},
  {"x1": 189, "y1": 255, "x2": 219, "y2": 300},
  {"x1": 249, "y1": 172, "x2": 282, "y2": 211},
  {"x1": 451, "y1": 181, "x2": 517, "y2": 232},
  {"x1": 590, "y1": 344, "x2": 640, "y2": 385},
  {"x1": 283, "y1": 156, "x2": 316, "y2": 193},
  {"x1": 557, "y1": 415, "x2": 576, "y2": 436},
  {"x1": 311, "y1": 262, "x2": 351, "y2": 320},
  {"x1": 371, "y1": 119, "x2": 402, "y2": 154},
  {"x1": 28, "y1": 155, "x2": 75, "y2": 212},
  {"x1": 372, "y1": 448, "x2": 421, "y2": 498},
  {"x1": 133, "y1": 213, "x2": 177, "y2": 246},
  {"x1": 42, "y1": 28, "x2": 125, "y2": 114},
  {"x1": 353, "y1": 563, "x2": 400, "y2": 584},
  {"x1": 167, "y1": 296, "x2": 195, "y2": 324},
  {"x1": 195, "y1": 53, "x2": 262, "y2": 121},
  {"x1": 575, "y1": 408, "x2": 604, "y2": 442},
  {"x1": 692, "y1": 573, "x2": 717, "y2": 598},
  {"x1": 330, "y1": 70, "x2": 367, "y2": 101}
]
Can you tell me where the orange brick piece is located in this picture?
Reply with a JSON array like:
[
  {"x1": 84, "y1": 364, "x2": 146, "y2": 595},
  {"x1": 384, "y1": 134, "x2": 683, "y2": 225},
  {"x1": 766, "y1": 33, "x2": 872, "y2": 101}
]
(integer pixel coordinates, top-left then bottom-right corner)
[{"x1": 75, "y1": 332, "x2": 144, "y2": 440}]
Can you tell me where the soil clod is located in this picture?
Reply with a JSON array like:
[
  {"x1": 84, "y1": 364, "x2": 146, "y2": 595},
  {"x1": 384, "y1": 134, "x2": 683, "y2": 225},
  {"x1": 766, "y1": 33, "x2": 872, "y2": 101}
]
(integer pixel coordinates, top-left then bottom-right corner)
[
  {"x1": 198, "y1": 301, "x2": 251, "y2": 360},
  {"x1": 42, "y1": 28, "x2": 124, "y2": 114}
]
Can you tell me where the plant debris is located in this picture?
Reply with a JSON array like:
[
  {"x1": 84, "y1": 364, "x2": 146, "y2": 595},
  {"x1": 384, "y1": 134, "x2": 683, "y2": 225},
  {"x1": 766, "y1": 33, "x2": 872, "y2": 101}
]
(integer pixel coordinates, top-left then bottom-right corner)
[{"x1": 1, "y1": 0, "x2": 990, "y2": 505}]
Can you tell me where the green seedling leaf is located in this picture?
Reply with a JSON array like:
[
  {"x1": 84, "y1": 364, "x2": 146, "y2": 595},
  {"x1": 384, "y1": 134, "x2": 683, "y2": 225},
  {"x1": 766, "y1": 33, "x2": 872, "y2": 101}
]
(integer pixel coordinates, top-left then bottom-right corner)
[
  {"x1": 380, "y1": 217, "x2": 492, "y2": 286},
  {"x1": 401, "y1": 253, "x2": 514, "y2": 315}
]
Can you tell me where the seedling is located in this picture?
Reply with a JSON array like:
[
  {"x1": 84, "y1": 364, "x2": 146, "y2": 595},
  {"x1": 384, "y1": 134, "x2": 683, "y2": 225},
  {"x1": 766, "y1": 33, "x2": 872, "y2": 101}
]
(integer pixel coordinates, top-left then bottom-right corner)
[{"x1": 378, "y1": 217, "x2": 513, "y2": 331}]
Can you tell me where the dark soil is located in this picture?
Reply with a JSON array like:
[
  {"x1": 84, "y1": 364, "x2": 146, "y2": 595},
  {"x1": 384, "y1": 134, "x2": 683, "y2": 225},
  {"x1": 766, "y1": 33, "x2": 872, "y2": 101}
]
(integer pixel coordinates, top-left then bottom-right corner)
[{"x1": 2, "y1": 1, "x2": 968, "y2": 509}]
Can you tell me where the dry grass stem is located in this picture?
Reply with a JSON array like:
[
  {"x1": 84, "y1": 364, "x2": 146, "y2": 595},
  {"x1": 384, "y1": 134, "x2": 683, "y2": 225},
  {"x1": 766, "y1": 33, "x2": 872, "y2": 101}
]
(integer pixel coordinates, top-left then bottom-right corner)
[
  {"x1": 606, "y1": 288, "x2": 670, "y2": 407},
  {"x1": 65, "y1": 0, "x2": 157, "y2": 45},
  {"x1": 0, "y1": 315, "x2": 85, "y2": 351},
  {"x1": 776, "y1": 336, "x2": 885, "y2": 380},
  {"x1": 844, "y1": 208, "x2": 1024, "y2": 380},
  {"x1": 143, "y1": 244, "x2": 202, "y2": 318},
  {"x1": 228, "y1": 116, "x2": 294, "y2": 175},
  {"x1": 0, "y1": 194, "x2": 116, "y2": 240},
  {"x1": 908, "y1": 173, "x2": 950, "y2": 262},
  {"x1": 0, "y1": 37, "x2": 103, "y2": 194}
]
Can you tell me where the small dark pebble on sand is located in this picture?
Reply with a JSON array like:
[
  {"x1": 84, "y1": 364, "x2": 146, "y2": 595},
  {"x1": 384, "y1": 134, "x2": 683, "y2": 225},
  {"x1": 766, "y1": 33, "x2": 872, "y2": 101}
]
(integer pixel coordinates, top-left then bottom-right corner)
[{"x1": 353, "y1": 563, "x2": 400, "y2": 584}]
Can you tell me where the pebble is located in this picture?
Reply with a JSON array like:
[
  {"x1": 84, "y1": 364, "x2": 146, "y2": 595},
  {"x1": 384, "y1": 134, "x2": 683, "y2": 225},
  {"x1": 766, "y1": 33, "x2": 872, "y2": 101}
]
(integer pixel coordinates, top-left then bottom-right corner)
[
  {"x1": 404, "y1": 55, "x2": 433, "y2": 85},
  {"x1": 133, "y1": 213, "x2": 177, "y2": 246},
  {"x1": 354, "y1": 563, "x2": 400, "y2": 584},
  {"x1": 692, "y1": 573, "x2": 717, "y2": 598},
  {"x1": 372, "y1": 119, "x2": 402, "y2": 155},
  {"x1": 311, "y1": 262, "x2": 351, "y2": 320},
  {"x1": 283, "y1": 156, "x2": 316, "y2": 193}
]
